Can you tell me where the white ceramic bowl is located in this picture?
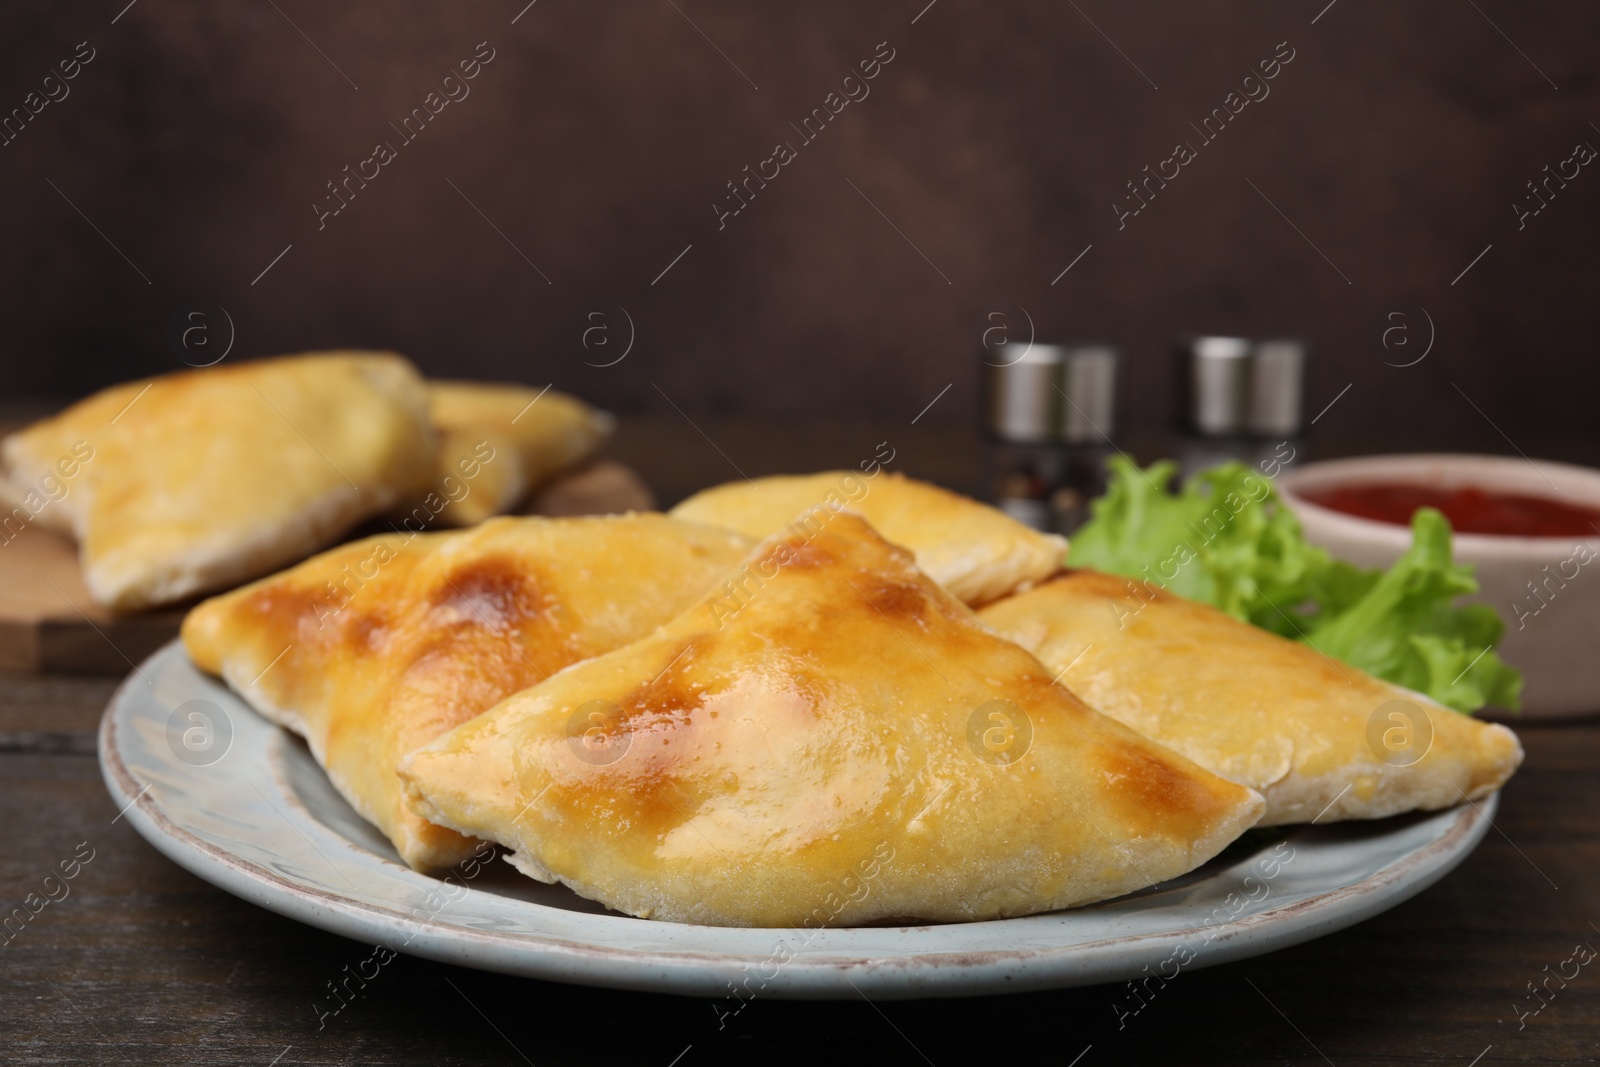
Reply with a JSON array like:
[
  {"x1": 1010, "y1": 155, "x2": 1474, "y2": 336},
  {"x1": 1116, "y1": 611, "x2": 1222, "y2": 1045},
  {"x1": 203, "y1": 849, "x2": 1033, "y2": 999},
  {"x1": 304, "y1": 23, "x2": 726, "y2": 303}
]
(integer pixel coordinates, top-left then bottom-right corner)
[{"x1": 1278, "y1": 454, "x2": 1600, "y2": 719}]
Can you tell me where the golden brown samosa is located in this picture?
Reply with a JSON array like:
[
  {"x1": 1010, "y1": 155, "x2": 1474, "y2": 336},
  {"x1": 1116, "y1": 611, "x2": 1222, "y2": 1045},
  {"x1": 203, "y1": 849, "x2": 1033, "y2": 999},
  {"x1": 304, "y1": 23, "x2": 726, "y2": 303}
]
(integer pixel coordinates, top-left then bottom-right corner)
[
  {"x1": 400, "y1": 514, "x2": 1264, "y2": 926},
  {"x1": 417, "y1": 381, "x2": 613, "y2": 528},
  {"x1": 1, "y1": 351, "x2": 435, "y2": 610},
  {"x1": 670, "y1": 471, "x2": 1066, "y2": 606},
  {"x1": 978, "y1": 570, "x2": 1523, "y2": 825},
  {"x1": 183, "y1": 514, "x2": 752, "y2": 869}
]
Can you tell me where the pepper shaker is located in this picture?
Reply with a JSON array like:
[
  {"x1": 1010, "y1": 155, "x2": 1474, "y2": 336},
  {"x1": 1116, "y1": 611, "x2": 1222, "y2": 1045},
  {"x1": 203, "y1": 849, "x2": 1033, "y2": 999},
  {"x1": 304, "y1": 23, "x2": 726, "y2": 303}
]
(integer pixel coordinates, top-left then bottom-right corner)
[
  {"x1": 1248, "y1": 338, "x2": 1307, "y2": 478},
  {"x1": 982, "y1": 342, "x2": 1118, "y2": 533}
]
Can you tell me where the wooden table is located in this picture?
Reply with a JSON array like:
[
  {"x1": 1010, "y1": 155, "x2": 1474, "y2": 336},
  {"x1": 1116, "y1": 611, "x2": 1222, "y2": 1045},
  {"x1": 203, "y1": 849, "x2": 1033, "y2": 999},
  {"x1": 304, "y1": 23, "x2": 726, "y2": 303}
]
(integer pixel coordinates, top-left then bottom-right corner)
[
  {"x1": 3, "y1": 418, "x2": 1598, "y2": 1064},
  {"x1": 3, "y1": 677, "x2": 1594, "y2": 1065}
]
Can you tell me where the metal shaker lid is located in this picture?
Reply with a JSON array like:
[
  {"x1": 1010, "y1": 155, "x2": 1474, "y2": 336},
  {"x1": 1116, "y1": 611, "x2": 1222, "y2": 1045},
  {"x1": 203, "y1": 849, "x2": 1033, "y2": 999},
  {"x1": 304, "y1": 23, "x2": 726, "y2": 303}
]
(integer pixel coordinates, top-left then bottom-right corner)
[
  {"x1": 1248, "y1": 338, "x2": 1307, "y2": 437},
  {"x1": 984, "y1": 342, "x2": 1118, "y2": 443},
  {"x1": 1058, "y1": 343, "x2": 1118, "y2": 444},
  {"x1": 1183, "y1": 336, "x2": 1252, "y2": 436}
]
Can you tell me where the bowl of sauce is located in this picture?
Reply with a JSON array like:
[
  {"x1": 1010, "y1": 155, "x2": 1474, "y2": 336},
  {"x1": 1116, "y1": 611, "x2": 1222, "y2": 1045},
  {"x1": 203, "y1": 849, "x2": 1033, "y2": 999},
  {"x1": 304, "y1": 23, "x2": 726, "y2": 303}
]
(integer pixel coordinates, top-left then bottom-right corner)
[
  {"x1": 1302, "y1": 482, "x2": 1600, "y2": 539},
  {"x1": 1279, "y1": 454, "x2": 1600, "y2": 719}
]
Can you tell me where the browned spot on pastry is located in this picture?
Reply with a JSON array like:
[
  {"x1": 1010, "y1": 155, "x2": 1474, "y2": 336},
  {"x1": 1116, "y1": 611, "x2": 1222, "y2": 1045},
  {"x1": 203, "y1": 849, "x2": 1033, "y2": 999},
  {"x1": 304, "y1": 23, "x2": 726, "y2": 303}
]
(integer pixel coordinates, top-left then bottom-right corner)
[
  {"x1": 1094, "y1": 741, "x2": 1229, "y2": 840},
  {"x1": 562, "y1": 706, "x2": 701, "y2": 835},
  {"x1": 433, "y1": 556, "x2": 543, "y2": 631},
  {"x1": 346, "y1": 608, "x2": 390, "y2": 654},
  {"x1": 241, "y1": 582, "x2": 340, "y2": 647},
  {"x1": 850, "y1": 576, "x2": 927, "y2": 622},
  {"x1": 243, "y1": 581, "x2": 313, "y2": 623},
  {"x1": 612, "y1": 641, "x2": 703, "y2": 728}
]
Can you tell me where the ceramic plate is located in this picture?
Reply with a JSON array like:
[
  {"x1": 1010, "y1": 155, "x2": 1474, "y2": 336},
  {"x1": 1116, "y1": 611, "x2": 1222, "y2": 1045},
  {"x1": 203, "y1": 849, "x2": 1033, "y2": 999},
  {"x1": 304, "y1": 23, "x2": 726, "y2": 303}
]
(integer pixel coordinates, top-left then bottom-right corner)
[{"x1": 100, "y1": 640, "x2": 1495, "y2": 1000}]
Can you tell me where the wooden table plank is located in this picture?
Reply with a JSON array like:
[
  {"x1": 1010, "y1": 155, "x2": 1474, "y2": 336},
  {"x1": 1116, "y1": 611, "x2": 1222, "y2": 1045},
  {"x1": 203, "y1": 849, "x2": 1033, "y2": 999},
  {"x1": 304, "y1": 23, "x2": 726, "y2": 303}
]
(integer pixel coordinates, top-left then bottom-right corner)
[
  {"x1": 0, "y1": 675, "x2": 114, "y2": 755},
  {"x1": 1, "y1": 680, "x2": 1595, "y2": 1065}
]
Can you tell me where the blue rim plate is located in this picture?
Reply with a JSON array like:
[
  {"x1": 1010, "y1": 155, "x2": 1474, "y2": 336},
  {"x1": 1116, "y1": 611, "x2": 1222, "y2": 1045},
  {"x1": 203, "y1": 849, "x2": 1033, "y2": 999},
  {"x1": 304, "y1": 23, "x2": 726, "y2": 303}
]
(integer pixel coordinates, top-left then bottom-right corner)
[{"x1": 99, "y1": 639, "x2": 1495, "y2": 1000}]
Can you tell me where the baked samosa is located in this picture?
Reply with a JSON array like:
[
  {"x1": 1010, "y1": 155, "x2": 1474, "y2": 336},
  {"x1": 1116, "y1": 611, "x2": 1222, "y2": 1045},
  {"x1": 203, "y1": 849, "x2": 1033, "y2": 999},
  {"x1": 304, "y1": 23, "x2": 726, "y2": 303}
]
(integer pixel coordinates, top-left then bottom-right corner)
[
  {"x1": 978, "y1": 570, "x2": 1523, "y2": 825},
  {"x1": 400, "y1": 513, "x2": 1264, "y2": 927},
  {"x1": 669, "y1": 471, "x2": 1066, "y2": 606},
  {"x1": 419, "y1": 381, "x2": 613, "y2": 528},
  {"x1": 182, "y1": 514, "x2": 752, "y2": 869},
  {"x1": 1, "y1": 351, "x2": 435, "y2": 610}
]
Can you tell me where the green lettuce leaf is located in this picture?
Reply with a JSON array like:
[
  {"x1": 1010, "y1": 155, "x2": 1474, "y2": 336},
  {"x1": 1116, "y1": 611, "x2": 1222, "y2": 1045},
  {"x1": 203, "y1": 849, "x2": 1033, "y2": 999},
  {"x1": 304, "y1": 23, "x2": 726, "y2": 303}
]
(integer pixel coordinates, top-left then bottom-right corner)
[
  {"x1": 1067, "y1": 456, "x2": 1522, "y2": 713},
  {"x1": 1302, "y1": 508, "x2": 1523, "y2": 712}
]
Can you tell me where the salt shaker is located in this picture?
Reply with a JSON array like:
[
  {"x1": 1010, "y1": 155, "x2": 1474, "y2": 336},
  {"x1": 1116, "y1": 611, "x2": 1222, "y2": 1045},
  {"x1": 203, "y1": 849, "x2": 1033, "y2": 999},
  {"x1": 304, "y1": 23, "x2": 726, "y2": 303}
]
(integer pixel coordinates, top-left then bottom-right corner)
[{"x1": 1175, "y1": 336, "x2": 1254, "y2": 481}]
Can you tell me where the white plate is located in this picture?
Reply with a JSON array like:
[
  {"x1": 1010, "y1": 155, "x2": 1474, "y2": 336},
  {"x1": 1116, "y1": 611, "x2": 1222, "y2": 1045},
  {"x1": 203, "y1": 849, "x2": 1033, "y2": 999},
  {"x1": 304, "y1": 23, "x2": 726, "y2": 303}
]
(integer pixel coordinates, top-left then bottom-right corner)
[{"x1": 100, "y1": 640, "x2": 1496, "y2": 1000}]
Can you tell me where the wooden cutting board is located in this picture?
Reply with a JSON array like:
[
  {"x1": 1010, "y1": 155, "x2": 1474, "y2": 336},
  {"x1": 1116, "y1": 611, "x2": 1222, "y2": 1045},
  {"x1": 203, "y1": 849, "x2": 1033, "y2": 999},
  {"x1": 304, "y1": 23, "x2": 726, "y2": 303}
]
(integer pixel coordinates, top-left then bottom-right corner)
[
  {"x1": 0, "y1": 459, "x2": 654, "y2": 675},
  {"x1": 0, "y1": 523, "x2": 184, "y2": 675}
]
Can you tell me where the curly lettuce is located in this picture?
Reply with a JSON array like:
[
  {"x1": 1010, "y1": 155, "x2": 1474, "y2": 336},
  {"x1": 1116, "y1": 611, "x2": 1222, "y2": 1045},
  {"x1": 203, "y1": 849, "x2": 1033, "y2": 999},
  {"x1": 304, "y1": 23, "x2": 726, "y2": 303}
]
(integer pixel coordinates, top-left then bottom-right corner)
[{"x1": 1067, "y1": 456, "x2": 1522, "y2": 713}]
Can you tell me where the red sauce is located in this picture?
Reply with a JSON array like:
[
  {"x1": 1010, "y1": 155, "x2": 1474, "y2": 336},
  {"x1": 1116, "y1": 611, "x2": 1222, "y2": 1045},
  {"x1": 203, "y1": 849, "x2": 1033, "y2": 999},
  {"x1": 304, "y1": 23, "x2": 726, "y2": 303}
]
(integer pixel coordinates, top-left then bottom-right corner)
[{"x1": 1305, "y1": 482, "x2": 1600, "y2": 538}]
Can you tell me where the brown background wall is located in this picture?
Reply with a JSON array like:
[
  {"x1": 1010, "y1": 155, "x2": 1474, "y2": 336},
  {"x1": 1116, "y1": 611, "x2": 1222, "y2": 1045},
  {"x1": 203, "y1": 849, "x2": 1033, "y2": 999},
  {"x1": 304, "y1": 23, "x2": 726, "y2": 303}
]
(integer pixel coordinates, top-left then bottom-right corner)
[{"x1": 0, "y1": 1, "x2": 1595, "y2": 455}]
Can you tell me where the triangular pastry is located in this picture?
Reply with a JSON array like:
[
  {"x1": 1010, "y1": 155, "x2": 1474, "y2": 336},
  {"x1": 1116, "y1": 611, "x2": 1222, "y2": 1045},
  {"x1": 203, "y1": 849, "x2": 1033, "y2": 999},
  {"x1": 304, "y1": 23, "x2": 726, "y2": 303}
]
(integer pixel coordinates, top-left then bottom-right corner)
[
  {"x1": 1, "y1": 351, "x2": 435, "y2": 610},
  {"x1": 400, "y1": 513, "x2": 1264, "y2": 927},
  {"x1": 182, "y1": 514, "x2": 752, "y2": 869},
  {"x1": 978, "y1": 570, "x2": 1523, "y2": 825},
  {"x1": 669, "y1": 471, "x2": 1066, "y2": 606},
  {"x1": 417, "y1": 381, "x2": 613, "y2": 528}
]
